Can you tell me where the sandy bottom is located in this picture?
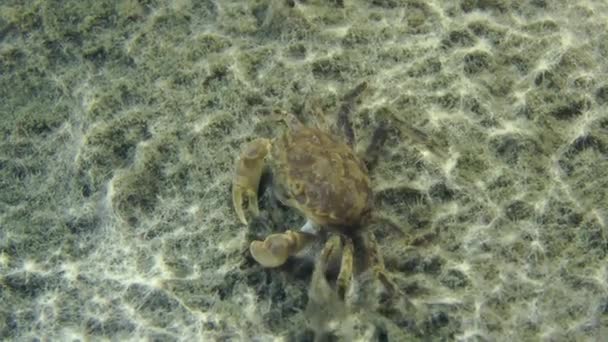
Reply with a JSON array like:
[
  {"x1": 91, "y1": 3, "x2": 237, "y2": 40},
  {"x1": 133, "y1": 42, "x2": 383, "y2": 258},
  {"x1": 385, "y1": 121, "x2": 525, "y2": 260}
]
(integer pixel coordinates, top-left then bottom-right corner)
[{"x1": 1, "y1": 0, "x2": 607, "y2": 340}]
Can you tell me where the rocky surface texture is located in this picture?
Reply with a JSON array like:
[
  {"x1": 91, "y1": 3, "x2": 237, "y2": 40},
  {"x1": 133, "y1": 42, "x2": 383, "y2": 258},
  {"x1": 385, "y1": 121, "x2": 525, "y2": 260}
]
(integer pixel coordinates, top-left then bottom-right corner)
[{"x1": 1, "y1": 0, "x2": 607, "y2": 340}]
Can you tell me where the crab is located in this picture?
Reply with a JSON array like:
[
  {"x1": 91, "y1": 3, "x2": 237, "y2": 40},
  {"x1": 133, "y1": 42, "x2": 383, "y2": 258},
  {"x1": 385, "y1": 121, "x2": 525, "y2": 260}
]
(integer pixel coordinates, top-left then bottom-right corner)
[{"x1": 232, "y1": 85, "x2": 398, "y2": 301}]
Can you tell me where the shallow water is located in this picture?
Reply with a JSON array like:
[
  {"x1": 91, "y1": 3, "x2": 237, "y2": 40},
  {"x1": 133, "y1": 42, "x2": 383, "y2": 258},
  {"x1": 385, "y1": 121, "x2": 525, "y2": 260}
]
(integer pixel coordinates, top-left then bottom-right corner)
[{"x1": 1, "y1": 0, "x2": 607, "y2": 340}]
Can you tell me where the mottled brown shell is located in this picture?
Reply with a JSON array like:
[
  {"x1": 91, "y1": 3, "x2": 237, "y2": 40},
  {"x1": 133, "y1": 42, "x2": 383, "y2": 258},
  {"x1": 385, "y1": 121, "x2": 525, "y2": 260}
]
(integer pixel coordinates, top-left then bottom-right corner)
[{"x1": 270, "y1": 125, "x2": 372, "y2": 229}]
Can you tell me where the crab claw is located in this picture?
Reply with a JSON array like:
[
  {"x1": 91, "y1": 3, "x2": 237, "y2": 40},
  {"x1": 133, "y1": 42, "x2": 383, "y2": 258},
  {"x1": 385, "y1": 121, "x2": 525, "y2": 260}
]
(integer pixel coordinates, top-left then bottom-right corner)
[
  {"x1": 232, "y1": 138, "x2": 271, "y2": 225},
  {"x1": 250, "y1": 230, "x2": 313, "y2": 268}
]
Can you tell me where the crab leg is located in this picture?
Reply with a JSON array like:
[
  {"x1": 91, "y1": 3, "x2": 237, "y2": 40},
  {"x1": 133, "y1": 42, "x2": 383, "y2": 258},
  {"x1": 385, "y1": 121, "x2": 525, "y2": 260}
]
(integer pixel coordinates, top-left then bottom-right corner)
[
  {"x1": 312, "y1": 234, "x2": 352, "y2": 300},
  {"x1": 250, "y1": 230, "x2": 315, "y2": 268},
  {"x1": 336, "y1": 237, "x2": 354, "y2": 300},
  {"x1": 232, "y1": 138, "x2": 271, "y2": 225},
  {"x1": 362, "y1": 231, "x2": 397, "y2": 295}
]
